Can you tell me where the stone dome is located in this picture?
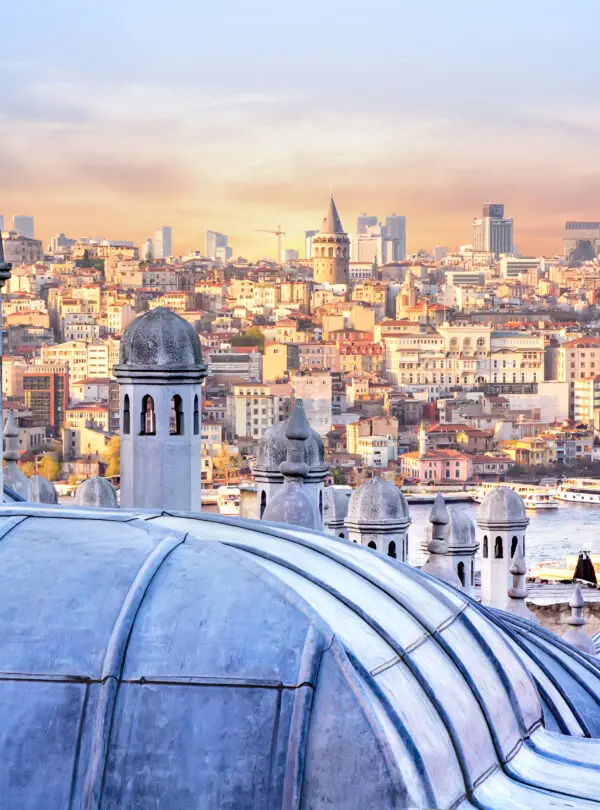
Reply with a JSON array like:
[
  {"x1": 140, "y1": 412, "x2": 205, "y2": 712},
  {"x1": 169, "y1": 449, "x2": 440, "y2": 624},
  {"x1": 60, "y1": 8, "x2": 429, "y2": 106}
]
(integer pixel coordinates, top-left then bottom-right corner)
[
  {"x1": 254, "y1": 416, "x2": 326, "y2": 473},
  {"x1": 322, "y1": 485, "x2": 352, "y2": 521},
  {"x1": 116, "y1": 307, "x2": 204, "y2": 371},
  {"x1": 447, "y1": 507, "x2": 478, "y2": 550},
  {"x1": 28, "y1": 474, "x2": 58, "y2": 504},
  {"x1": 262, "y1": 480, "x2": 320, "y2": 529},
  {"x1": 346, "y1": 477, "x2": 409, "y2": 526},
  {"x1": 477, "y1": 486, "x2": 528, "y2": 527},
  {"x1": 74, "y1": 476, "x2": 118, "y2": 508},
  {"x1": 2, "y1": 503, "x2": 600, "y2": 807}
]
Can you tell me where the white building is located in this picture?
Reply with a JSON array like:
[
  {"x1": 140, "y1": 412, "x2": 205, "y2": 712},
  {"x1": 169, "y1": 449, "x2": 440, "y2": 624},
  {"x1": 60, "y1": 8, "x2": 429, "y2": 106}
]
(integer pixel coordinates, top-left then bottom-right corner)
[
  {"x1": 154, "y1": 226, "x2": 172, "y2": 259},
  {"x1": 291, "y1": 372, "x2": 332, "y2": 437},
  {"x1": 472, "y1": 203, "x2": 513, "y2": 257}
]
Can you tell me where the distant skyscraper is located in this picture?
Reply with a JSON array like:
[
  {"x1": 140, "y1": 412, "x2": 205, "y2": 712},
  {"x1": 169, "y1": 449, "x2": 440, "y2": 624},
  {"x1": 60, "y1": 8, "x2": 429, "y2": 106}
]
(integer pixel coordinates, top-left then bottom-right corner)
[
  {"x1": 472, "y1": 204, "x2": 513, "y2": 257},
  {"x1": 154, "y1": 226, "x2": 172, "y2": 259},
  {"x1": 384, "y1": 214, "x2": 407, "y2": 261},
  {"x1": 357, "y1": 214, "x2": 378, "y2": 234},
  {"x1": 12, "y1": 215, "x2": 34, "y2": 239},
  {"x1": 304, "y1": 230, "x2": 318, "y2": 259},
  {"x1": 206, "y1": 230, "x2": 229, "y2": 259},
  {"x1": 0, "y1": 215, "x2": 4, "y2": 232},
  {"x1": 433, "y1": 245, "x2": 449, "y2": 262},
  {"x1": 563, "y1": 222, "x2": 600, "y2": 262},
  {"x1": 142, "y1": 238, "x2": 154, "y2": 261}
]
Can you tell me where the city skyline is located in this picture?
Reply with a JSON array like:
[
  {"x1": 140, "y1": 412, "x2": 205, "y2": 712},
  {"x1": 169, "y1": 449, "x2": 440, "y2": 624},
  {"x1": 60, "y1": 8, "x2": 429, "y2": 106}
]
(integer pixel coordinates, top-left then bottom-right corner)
[{"x1": 3, "y1": 1, "x2": 600, "y2": 257}]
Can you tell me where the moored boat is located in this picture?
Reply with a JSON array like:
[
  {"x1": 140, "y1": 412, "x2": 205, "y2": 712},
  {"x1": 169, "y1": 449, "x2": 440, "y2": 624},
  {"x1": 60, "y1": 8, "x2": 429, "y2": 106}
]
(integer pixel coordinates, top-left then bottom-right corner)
[{"x1": 555, "y1": 478, "x2": 600, "y2": 504}]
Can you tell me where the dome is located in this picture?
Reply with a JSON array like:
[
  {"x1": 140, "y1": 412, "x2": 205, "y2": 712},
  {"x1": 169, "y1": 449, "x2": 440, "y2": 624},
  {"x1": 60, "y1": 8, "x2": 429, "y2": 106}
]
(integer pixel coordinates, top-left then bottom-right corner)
[
  {"x1": 254, "y1": 417, "x2": 326, "y2": 475},
  {"x1": 1, "y1": 504, "x2": 600, "y2": 807},
  {"x1": 346, "y1": 477, "x2": 409, "y2": 526},
  {"x1": 115, "y1": 307, "x2": 204, "y2": 372},
  {"x1": 262, "y1": 480, "x2": 320, "y2": 529},
  {"x1": 477, "y1": 486, "x2": 528, "y2": 527},
  {"x1": 28, "y1": 474, "x2": 57, "y2": 504},
  {"x1": 322, "y1": 485, "x2": 352, "y2": 522},
  {"x1": 74, "y1": 476, "x2": 118, "y2": 508},
  {"x1": 446, "y1": 507, "x2": 478, "y2": 551}
]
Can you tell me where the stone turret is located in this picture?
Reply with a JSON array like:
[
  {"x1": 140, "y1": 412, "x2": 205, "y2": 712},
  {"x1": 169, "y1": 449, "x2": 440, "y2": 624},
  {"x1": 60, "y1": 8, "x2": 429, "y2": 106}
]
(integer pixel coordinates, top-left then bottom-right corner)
[
  {"x1": 323, "y1": 485, "x2": 352, "y2": 539},
  {"x1": 344, "y1": 477, "x2": 411, "y2": 559},
  {"x1": 446, "y1": 508, "x2": 479, "y2": 597},
  {"x1": 420, "y1": 494, "x2": 461, "y2": 587},
  {"x1": 562, "y1": 585, "x2": 596, "y2": 655},
  {"x1": 506, "y1": 545, "x2": 536, "y2": 621},
  {"x1": 477, "y1": 487, "x2": 528, "y2": 609},
  {"x1": 29, "y1": 474, "x2": 58, "y2": 504},
  {"x1": 3, "y1": 412, "x2": 29, "y2": 499},
  {"x1": 75, "y1": 476, "x2": 118, "y2": 508},
  {"x1": 262, "y1": 400, "x2": 320, "y2": 530}
]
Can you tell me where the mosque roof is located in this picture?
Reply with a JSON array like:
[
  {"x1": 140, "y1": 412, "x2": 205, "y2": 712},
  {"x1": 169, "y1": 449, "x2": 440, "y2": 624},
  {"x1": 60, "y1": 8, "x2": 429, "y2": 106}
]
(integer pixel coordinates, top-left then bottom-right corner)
[
  {"x1": 2, "y1": 505, "x2": 600, "y2": 807},
  {"x1": 115, "y1": 307, "x2": 205, "y2": 374}
]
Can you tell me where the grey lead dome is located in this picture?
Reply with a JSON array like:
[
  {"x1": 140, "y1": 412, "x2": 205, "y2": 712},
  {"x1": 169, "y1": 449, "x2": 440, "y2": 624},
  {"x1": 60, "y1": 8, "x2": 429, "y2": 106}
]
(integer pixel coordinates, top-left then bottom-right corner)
[
  {"x1": 116, "y1": 307, "x2": 204, "y2": 370},
  {"x1": 346, "y1": 476, "x2": 409, "y2": 523},
  {"x1": 477, "y1": 485, "x2": 528, "y2": 526}
]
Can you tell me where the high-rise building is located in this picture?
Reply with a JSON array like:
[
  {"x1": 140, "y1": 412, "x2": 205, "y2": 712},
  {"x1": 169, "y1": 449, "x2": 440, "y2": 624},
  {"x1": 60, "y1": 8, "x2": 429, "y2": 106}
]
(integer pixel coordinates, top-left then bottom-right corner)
[
  {"x1": 0, "y1": 215, "x2": 4, "y2": 232},
  {"x1": 206, "y1": 230, "x2": 229, "y2": 259},
  {"x1": 563, "y1": 222, "x2": 600, "y2": 262},
  {"x1": 142, "y1": 238, "x2": 153, "y2": 261},
  {"x1": 433, "y1": 245, "x2": 449, "y2": 262},
  {"x1": 48, "y1": 233, "x2": 75, "y2": 253},
  {"x1": 23, "y1": 365, "x2": 69, "y2": 436},
  {"x1": 472, "y1": 204, "x2": 513, "y2": 257},
  {"x1": 154, "y1": 226, "x2": 172, "y2": 259},
  {"x1": 384, "y1": 214, "x2": 407, "y2": 261},
  {"x1": 304, "y1": 230, "x2": 318, "y2": 259},
  {"x1": 312, "y1": 196, "x2": 350, "y2": 285},
  {"x1": 12, "y1": 215, "x2": 35, "y2": 239},
  {"x1": 357, "y1": 214, "x2": 378, "y2": 234}
]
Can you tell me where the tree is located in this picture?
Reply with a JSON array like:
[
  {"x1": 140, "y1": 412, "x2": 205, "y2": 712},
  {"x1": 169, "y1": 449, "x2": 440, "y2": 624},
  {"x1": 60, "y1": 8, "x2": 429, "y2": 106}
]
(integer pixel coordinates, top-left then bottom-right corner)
[
  {"x1": 103, "y1": 435, "x2": 120, "y2": 478},
  {"x1": 332, "y1": 468, "x2": 346, "y2": 485},
  {"x1": 230, "y1": 327, "x2": 265, "y2": 352},
  {"x1": 213, "y1": 443, "x2": 241, "y2": 484},
  {"x1": 20, "y1": 461, "x2": 35, "y2": 478},
  {"x1": 38, "y1": 454, "x2": 61, "y2": 482}
]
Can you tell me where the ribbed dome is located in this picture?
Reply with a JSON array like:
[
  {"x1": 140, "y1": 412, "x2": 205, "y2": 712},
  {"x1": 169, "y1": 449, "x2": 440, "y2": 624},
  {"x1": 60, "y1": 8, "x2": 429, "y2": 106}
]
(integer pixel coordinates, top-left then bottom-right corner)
[
  {"x1": 477, "y1": 486, "x2": 528, "y2": 526},
  {"x1": 28, "y1": 474, "x2": 57, "y2": 504},
  {"x1": 117, "y1": 307, "x2": 204, "y2": 371},
  {"x1": 346, "y1": 477, "x2": 409, "y2": 524},
  {"x1": 262, "y1": 481, "x2": 320, "y2": 529},
  {"x1": 74, "y1": 476, "x2": 118, "y2": 508}
]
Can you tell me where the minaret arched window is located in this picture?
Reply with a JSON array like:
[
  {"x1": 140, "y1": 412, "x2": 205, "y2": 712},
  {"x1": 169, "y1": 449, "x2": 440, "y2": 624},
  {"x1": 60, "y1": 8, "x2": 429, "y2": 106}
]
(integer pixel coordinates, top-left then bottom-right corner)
[
  {"x1": 483, "y1": 535, "x2": 488, "y2": 558},
  {"x1": 319, "y1": 491, "x2": 323, "y2": 519},
  {"x1": 260, "y1": 490, "x2": 267, "y2": 519},
  {"x1": 193, "y1": 395, "x2": 200, "y2": 435},
  {"x1": 387, "y1": 541, "x2": 397, "y2": 559},
  {"x1": 457, "y1": 561, "x2": 465, "y2": 586},
  {"x1": 122, "y1": 395, "x2": 130, "y2": 435},
  {"x1": 494, "y1": 536, "x2": 503, "y2": 559},
  {"x1": 511, "y1": 536, "x2": 518, "y2": 559},
  {"x1": 140, "y1": 395, "x2": 156, "y2": 436},
  {"x1": 368, "y1": 541, "x2": 377, "y2": 550},
  {"x1": 170, "y1": 395, "x2": 184, "y2": 435}
]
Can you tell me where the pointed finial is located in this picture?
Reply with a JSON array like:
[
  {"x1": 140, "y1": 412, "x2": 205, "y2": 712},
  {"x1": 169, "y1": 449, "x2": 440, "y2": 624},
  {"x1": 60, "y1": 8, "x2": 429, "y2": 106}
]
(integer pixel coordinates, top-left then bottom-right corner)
[
  {"x1": 505, "y1": 539, "x2": 537, "y2": 620},
  {"x1": 421, "y1": 494, "x2": 461, "y2": 587},
  {"x1": 563, "y1": 584, "x2": 596, "y2": 655},
  {"x1": 280, "y1": 399, "x2": 310, "y2": 480}
]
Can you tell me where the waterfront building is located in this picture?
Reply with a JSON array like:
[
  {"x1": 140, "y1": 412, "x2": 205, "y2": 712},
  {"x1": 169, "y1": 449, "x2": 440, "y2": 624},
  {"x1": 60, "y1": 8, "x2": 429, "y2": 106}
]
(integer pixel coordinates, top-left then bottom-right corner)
[
  {"x1": 312, "y1": 195, "x2": 350, "y2": 285},
  {"x1": 558, "y1": 336, "x2": 600, "y2": 418},
  {"x1": 472, "y1": 203, "x2": 513, "y2": 256},
  {"x1": 400, "y1": 421, "x2": 473, "y2": 482},
  {"x1": 573, "y1": 375, "x2": 600, "y2": 427}
]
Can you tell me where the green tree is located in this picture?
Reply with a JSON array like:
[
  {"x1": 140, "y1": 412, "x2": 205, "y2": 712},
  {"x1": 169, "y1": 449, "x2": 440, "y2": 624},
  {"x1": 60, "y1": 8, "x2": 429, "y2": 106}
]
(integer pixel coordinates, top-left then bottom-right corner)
[
  {"x1": 38, "y1": 454, "x2": 61, "y2": 482},
  {"x1": 332, "y1": 468, "x2": 346, "y2": 485},
  {"x1": 230, "y1": 327, "x2": 265, "y2": 352},
  {"x1": 103, "y1": 435, "x2": 120, "y2": 478},
  {"x1": 20, "y1": 461, "x2": 35, "y2": 478}
]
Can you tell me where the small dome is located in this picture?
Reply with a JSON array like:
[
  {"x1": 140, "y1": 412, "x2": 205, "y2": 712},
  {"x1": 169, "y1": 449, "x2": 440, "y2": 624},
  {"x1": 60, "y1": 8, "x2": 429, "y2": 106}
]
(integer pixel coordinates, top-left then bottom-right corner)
[
  {"x1": 322, "y1": 485, "x2": 352, "y2": 522},
  {"x1": 117, "y1": 307, "x2": 203, "y2": 371},
  {"x1": 262, "y1": 481, "x2": 320, "y2": 529},
  {"x1": 28, "y1": 475, "x2": 58, "y2": 504},
  {"x1": 477, "y1": 487, "x2": 527, "y2": 527},
  {"x1": 254, "y1": 418, "x2": 326, "y2": 472},
  {"x1": 447, "y1": 508, "x2": 478, "y2": 550},
  {"x1": 346, "y1": 477, "x2": 409, "y2": 525},
  {"x1": 75, "y1": 476, "x2": 118, "y2": 508}
]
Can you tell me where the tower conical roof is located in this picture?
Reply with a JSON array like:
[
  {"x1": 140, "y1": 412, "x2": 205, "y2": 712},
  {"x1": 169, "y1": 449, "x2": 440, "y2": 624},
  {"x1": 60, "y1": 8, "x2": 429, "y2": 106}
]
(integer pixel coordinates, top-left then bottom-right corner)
[{"x1": 321, "y1": 195, "x2": 345, "y2": 235}]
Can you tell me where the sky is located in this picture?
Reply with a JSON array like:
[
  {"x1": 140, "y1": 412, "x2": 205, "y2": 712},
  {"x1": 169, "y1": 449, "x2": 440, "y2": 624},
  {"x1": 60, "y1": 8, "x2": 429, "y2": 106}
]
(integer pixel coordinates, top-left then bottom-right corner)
[{"x1": 2, "y1": 0, "x2": 600, "y2": 258}]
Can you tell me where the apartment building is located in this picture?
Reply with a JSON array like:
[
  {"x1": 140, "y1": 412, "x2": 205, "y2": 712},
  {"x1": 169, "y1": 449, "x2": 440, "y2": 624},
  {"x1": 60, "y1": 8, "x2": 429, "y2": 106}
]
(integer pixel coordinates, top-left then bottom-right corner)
[{"x1": 226, "y1": 383, "x2": 292, "y2": 439}]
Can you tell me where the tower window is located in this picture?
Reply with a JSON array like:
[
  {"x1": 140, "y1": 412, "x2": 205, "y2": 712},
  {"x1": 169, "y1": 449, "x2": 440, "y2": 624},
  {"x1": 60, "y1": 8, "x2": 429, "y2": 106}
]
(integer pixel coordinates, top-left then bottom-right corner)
[
  {"x1": 457, "y1": 561, "x2": 465, "y2": 586},
  {"x1": 511, "y1": 536, "x2": 518, "y2": 559},
  {"x1": 260, "y1": 490, "x2": 267, "y2": 519},
  {"x1": 368, "y1": 541, "x2": 377, "y2": 550},
  {"x1": 193, "y1": 394, "x2": 200, "y2": 435},
  {"x1": 140, "y1": 395, "x2": 156, "y2": 436},
  {"x1": 483, "y1": 535, "x2": 488, "y2": 558},
  {"x1": 123, "y1": 394, "x2": 130, "y2": 435},
  {"x1": 170, "y1": 395, "x2": 184, "y2": 436},
  {"x1": 388, "y1": 540, "x2": 397, "y2": 559},
  {"x1": 329, "y1": 247, "x2": 334, "y2": 258},
  {"x1": 494, "y1": 537, "x2": 503, "y2": 559}
]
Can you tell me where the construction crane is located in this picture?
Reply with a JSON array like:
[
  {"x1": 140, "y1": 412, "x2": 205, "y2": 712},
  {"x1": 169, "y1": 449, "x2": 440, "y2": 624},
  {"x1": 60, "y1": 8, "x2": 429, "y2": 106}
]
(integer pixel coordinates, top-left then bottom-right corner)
[{"x1": 254, "y1": 226, "x2": 286, "y2": 264}]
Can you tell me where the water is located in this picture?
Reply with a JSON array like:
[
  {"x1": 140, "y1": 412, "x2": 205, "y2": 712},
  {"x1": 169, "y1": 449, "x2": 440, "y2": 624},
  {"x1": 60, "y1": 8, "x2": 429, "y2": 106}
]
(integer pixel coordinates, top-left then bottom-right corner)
[{"x1": 407, "y1": 501, "x2": 600, "y2": 566}]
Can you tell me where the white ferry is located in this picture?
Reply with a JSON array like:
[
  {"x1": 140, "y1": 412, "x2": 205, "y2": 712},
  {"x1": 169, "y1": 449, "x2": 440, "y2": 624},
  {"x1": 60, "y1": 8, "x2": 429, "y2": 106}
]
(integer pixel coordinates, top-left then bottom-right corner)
[
  {"x1": 217, "y1": 486, "x2": 241, "y2": 516},
  {"x1": 555, "y1": 478, "x2": 600, "y2": 504},
  {"x1": 474, "y1": 482, "x2": 558, "y2": 509}
]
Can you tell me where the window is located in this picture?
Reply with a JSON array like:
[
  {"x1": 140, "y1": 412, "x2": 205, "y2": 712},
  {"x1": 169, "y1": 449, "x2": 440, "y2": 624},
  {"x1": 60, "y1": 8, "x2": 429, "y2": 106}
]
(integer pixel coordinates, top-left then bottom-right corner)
[
  {"x1": 494, "y1": 536, "x2": 503, "y2": 559},
  {"x1": 260, "y1": 490, "x2": 267, "y2": 518},
  {"x1": 483, "y1": 535, "x2": 488, "y2": 558},
  {"x1": 140, "y1": 395, "x2": 156, "y2": 435},
  {"x1": 193, "y1": 395, "x2": 199, "y2": 435},
  {"x1": 122, "y1": 395, "x2": 130, "y2": 434},
  {"x1": 511, "y1": 536, "x2": 518, "y2": 558},
  {"x1": 368, "y1": 541, "x2": 377, "y2": 550},
  {"x1": 388, "y1": 541, "x2": 397, "y2": 559},
  {"x1": 457, "y1": 561, "x2": 465, "y2": 586},
  {"x1": 170, "y1": 395, "x2": 184, "y2": 435}
]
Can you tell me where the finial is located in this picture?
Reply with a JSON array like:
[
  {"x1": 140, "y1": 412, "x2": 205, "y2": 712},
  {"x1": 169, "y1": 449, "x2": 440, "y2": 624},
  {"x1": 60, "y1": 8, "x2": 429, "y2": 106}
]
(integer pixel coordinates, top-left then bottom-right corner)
[
  {"x1": 504, "y1": 544, "x2": 538, "y2": 621},
  {"x1": 563, "y1": 584, "x2": 596, "y2": 655},
  {"x1": 280, "y1": 399, "x2": 310, "y2": 480},
  {"x1": 420, "y1": 494, "x2": 461, "y2": 587},
  {"x1": 3, "y1": 411, "x2": 19, "y2": 462}
]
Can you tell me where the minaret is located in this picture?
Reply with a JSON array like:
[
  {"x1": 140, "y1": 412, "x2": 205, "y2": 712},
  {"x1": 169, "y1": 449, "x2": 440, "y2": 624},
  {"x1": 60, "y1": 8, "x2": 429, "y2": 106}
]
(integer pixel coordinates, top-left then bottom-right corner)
[
  {"x1": 506, "y1": 544, "x2": 536, "y2": 622},
  {"x1": 419, "y1": 420, "x2": 427, "y2": 457},
  {"x1": 477, "y1": 487, "x2": 529, "y2": 609},
  {"x1": 262, "y1": 400, "x2": 320, "y2": 530},
  {"x1": 562, "y1": 585, "x2": 596, "y2": 655},
  {"x1": 0, "y1": 233, "x2": 12, "y2": 501},
  {"x1": 311, "y1": 195, "x2": 350, "y2": 285},
  {"x1": 114, "y1": 307, "x2": 207, "y2": 511}
]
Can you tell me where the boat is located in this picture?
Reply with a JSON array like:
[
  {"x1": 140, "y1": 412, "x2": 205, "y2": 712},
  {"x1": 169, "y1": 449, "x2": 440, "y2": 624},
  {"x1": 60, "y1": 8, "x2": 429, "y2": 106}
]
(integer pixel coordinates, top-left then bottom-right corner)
[
  {"x1": 217, "y1": 486, "x2": 241, "y2": 516},
  {"x1": 555, "y1": 478, "x2": 600, "y2": 504},
  {"x1": 473, "y1": 482, "x2": 558, "y2": 509},
  {"x1": 528, "y1": 553, "x2": 600, "y2": 583}
]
